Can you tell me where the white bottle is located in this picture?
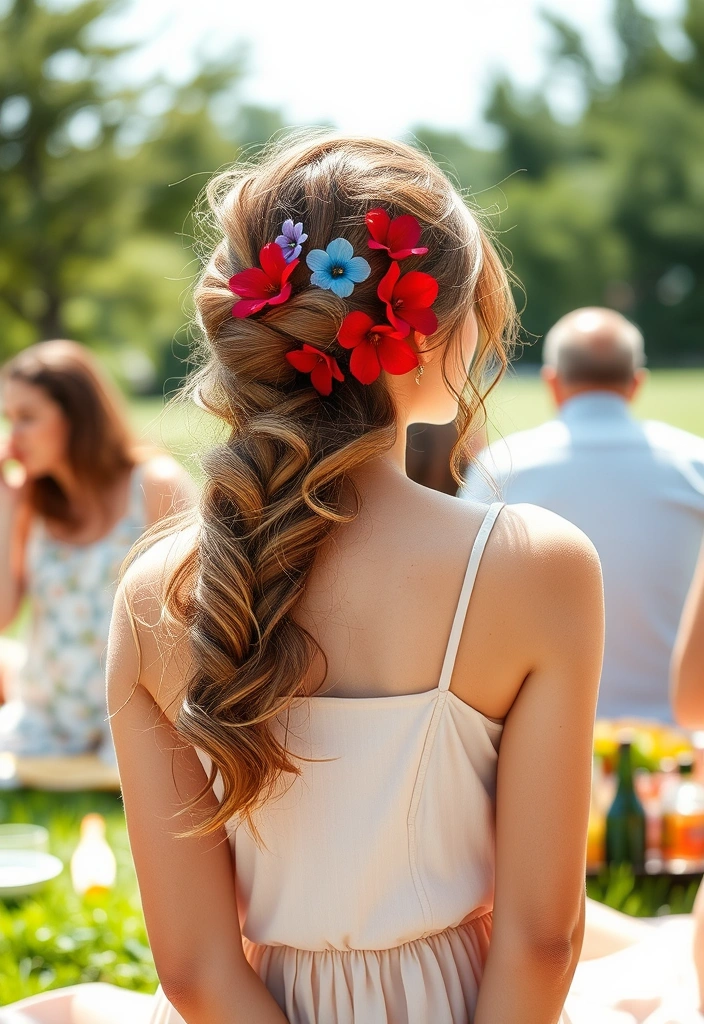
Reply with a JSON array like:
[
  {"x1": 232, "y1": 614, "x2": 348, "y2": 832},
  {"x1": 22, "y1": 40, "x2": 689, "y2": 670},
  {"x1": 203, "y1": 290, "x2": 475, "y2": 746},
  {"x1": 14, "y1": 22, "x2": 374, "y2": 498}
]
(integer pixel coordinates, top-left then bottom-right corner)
[{"x1": 70, "y1": 813, "x2": 117, "y2": 896}]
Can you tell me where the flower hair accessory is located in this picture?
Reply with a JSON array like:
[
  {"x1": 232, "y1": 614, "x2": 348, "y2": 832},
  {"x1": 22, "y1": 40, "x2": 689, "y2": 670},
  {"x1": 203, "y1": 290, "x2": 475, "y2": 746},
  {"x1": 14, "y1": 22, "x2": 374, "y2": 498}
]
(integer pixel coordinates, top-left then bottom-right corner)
[
  {"x1": 337, "y1": 312, "x2": 418, "y2": 385},
  {"x1": 286, "y1": 344, "x2": 344, "y2": 396},
  {"x1": 276, "y1": 219, "x2": 307, "y2": 264},
  {"x1": 229, "y1": 243, "x2": 298, "y2": 318},
  {"x1": 377, "y1": 262, "x2": 439, "y2": 338},
  {"x1": 331, "y1": 209, "x2": 438, "y2": 386},
  {"x1": 365, "y1": 208, "x2": 429, "y2": 260},
  {"x1": 306, "y1": 238, "x2": 371, "y2": 298}
]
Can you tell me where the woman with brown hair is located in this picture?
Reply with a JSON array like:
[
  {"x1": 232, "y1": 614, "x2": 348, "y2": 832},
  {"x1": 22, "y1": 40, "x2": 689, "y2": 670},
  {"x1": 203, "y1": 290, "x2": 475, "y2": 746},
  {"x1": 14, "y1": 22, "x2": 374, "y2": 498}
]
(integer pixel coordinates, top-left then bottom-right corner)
[
  {"x1": 0, "y1": 134, "x2": 622, "y2": 1023},
  {"x1": 0, "y1": 339, "x2": 194, "y2": 761}
]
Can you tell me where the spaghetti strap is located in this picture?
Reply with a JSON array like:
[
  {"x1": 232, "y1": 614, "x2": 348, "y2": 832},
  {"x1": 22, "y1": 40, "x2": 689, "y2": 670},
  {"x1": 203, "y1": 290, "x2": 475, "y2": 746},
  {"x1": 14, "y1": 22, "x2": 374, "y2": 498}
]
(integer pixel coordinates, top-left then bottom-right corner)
[{"x1": 438, "y1": 502, "x2": 505, "y2": 692}]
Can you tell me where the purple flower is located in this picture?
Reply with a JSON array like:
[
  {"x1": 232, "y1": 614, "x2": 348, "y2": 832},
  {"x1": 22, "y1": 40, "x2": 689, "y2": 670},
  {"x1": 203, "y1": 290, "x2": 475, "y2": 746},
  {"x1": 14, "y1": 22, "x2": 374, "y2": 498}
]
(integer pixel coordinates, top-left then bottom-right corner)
[{"x1": 275, "y1": 219, "x2": 308, "y2": 263}]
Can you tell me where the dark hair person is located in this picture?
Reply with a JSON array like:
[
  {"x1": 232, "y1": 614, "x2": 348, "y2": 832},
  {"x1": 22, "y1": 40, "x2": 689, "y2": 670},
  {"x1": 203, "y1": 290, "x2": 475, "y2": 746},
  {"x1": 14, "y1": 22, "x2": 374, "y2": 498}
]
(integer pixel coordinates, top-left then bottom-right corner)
[
  {"x1": 3, "y1": 136, "x2": 604, "y2": 1024},
  {"x1": 0, "y1": 339, "x2": 195, "y2": 761}
]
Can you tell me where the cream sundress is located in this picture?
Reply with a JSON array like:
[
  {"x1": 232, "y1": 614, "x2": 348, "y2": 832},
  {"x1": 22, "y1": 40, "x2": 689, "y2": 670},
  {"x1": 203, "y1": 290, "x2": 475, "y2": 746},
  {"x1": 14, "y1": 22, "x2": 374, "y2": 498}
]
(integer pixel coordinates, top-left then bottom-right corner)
[
  {"x1": 0, "y1": 465, "x2": 146, "y2": 759},
  {"x1": 149, "y1": 501, "x2": 568, "y2": 1024}
]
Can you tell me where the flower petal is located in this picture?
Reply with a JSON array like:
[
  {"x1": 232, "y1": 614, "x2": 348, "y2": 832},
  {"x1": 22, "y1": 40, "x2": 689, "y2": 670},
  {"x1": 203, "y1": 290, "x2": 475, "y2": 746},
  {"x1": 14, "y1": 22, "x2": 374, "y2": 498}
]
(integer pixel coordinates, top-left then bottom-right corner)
[
  {"x1": 385, "y1": 308, "x2": 411, "y2": 337},
  {"x1": 393, "y1": 270, "x2": 438, "y2": 308},
  {"x1": 259, "y1": 242, "x2": 286, "y2": 284},
  {"x1": 266, "y1": 282, "x2": 292, "y2": 306},
  {"x1": 228, "y1": 267, "x2": 271, "y2": 299},
  {"x1": 386, "y1": 215, "x2": 422, "y2": 254},
  {"x1": 329, "y1": 276, "x2": 355, "y2": 298},
  {"x1": 365, "y1": 208, "x2": 390, "y2": 244},
  {"x1": 344, "y1": 256, "x2": 371, "y2": 283},
  {"x1": 325, "y1": 237, "x2": 354, "y2": 264},
  {"x1": 338, "y1": 311, "x2": 375, "y2": 349},
  {"x1": 279, "y1": 243, "x2": 301, "y2": 263},
  {"x1": 281, "y1": 219, "x2": 295, "y2": 240},
  {"x1": 377, "y1": 261, "x2": 400, "y2": 304},
  {"x1": 293, "y1": 223, "x2": 307, "y2": 242},
  {"x1": 310, "y1": 270, "x2": 334, "y2": 290},
  {"x1": 402, "y1": 307, "x2": 438, "y2": 335},
  {"x1": 232, "y1": 297, "x2": 268, "y2": 318},
  {"x1": 378, "y1": 336, "x2": 419, "y2": 375},
  {"x1": 286, "y1": 349, "x2": 319, "y2": 373},
  {"x1": 330, "y1": 356, "x2": 345, "y2": 382},
  {"x1": 350, "y1": 341, "x2": 381, "y2": 385},
  {"x1": 306, "y1": 248, "x2": 333, "y2": 273},
  {"x1": 310, "y1": 361, "x2": 333, "y2": 396},
  {"x1": 280, "y1": 258, "x2": 299, "y2": 285}
]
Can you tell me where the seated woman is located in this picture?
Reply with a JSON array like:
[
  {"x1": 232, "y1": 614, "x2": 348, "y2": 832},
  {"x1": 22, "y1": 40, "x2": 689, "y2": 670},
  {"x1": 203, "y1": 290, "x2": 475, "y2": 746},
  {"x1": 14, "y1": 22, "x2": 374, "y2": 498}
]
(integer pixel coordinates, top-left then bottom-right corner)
[{"x1": 0, "y1": 339, "x2": 195, "y2": 762}]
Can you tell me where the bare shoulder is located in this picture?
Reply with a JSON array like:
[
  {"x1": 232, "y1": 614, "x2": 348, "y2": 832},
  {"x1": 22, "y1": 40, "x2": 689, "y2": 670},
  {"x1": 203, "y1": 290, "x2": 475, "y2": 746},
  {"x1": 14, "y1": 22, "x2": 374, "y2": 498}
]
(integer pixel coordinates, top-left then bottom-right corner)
[
  {"x1": 139, "y1": 455, "x2": 198, "y2": 524},
  {"x1": 486, "y1": 501, "x2": 603, "y2": 656},
  {"x1": 110, "y1": 525, "x2": 198, "y2": 722}
]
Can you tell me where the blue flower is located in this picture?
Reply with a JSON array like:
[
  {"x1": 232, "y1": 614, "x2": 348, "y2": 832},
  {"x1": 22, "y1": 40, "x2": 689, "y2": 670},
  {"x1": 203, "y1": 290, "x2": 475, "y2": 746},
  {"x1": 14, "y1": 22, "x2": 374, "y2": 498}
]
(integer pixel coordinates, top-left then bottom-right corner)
[
  {"x1": 306, "y1": 238, "x2": 371, "y2": 298},
  {"x1": 276, "y1": 219, "x2": 307, "y2": 263}
]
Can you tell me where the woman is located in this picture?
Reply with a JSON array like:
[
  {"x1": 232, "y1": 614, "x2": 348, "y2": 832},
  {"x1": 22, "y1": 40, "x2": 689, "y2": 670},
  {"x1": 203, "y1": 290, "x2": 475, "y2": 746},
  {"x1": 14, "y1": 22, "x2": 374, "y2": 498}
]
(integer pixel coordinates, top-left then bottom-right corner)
[
  {"x1": 3, "y1": 136, "x2": 696, "y2": 1024},
  {"x1": 0, "y1": 339, "x2": 195, "y2": 761}
]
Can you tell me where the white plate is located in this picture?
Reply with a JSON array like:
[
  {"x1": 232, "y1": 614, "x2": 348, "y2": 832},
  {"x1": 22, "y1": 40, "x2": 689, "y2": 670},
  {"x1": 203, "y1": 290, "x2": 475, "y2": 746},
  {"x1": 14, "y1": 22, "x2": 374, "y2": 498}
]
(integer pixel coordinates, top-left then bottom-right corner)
[{"x1": 0, "y1": 850, "x2": 63, "y2": 897}]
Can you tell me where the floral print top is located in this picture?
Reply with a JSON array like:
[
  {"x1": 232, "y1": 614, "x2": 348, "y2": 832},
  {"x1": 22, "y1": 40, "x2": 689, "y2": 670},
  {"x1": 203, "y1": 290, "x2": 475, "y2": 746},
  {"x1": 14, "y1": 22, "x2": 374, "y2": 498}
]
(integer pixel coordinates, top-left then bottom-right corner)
[{"x1": 0, "y1": 465, "x2": 146, "y2": 757}]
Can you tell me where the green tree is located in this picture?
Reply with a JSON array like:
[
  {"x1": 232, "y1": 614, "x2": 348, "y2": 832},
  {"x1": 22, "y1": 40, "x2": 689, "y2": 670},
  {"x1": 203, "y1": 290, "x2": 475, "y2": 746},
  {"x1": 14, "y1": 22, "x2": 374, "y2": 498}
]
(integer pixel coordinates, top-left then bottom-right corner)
[
  {"x1": 414, "y1": 0, "x2": 704, "y2": 364},
  {"x1": 0, "y1": 0, "x2": 284, "y2": 387}
]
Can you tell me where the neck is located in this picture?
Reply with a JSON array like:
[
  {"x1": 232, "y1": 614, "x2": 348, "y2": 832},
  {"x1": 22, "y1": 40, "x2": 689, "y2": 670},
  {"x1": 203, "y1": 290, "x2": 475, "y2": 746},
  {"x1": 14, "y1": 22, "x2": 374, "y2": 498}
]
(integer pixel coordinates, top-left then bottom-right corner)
[
  {"x1": 345, "y1": 418, "x2": 410, "y2": 504},
  {"x1": 556, "y1": 384, "x2": 631, "y2": 409}
]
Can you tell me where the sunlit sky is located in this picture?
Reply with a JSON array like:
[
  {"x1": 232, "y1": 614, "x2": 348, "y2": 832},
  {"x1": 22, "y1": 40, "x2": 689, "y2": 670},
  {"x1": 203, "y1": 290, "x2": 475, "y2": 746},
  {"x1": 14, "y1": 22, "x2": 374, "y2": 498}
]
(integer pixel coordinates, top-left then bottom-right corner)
[{"x1": 97, "y1": 0, "x2": 686, "y2": 141}]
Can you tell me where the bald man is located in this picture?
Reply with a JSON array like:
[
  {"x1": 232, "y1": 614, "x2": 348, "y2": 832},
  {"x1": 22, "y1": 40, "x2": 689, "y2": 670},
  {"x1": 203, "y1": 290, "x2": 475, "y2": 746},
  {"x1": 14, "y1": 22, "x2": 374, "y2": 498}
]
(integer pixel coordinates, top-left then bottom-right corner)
[{"x1": 462, "y1": 307, "x2": 704, "y2": 723}]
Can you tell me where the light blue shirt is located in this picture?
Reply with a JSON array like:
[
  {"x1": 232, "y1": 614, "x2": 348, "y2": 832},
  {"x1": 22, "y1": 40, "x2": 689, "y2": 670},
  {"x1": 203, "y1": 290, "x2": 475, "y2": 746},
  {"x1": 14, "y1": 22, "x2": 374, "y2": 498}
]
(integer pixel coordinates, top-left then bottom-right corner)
[{"x1": 462, "y1": 392, "x2": 704, "y2": 723}]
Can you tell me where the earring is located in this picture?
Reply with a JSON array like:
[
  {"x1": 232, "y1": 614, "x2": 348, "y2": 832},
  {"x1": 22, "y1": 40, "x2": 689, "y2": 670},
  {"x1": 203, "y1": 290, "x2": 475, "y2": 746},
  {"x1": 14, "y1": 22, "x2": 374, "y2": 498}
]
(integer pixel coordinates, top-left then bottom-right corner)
[{"x1": 415, "y1": 365, "x2": 424, "y2": 386}]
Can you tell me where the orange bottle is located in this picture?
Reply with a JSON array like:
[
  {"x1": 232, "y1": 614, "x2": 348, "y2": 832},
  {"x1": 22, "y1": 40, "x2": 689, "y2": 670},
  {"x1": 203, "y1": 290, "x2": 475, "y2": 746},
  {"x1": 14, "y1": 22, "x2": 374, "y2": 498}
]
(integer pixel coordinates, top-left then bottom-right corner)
[
  {"x1": 70, "y1": 813, "x2": 117, "y2": 897},
  {"x1": 661, "y1": 755, "x2": 704, "y2": 869}
]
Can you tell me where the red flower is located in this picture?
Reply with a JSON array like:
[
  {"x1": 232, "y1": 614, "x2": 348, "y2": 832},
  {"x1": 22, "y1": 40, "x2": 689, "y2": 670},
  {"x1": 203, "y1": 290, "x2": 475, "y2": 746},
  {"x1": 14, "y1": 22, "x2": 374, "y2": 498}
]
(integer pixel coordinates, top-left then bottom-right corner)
[
  {"x1": 365, "y1": 208, "x2": 429, "y2": 260},
  {"x1": 337, "y1": 311, "x2": 418, "y2": 385},
  {"x1": 377, "y1": 262, "x2": 438, "y2": 338},
  {"x1": 285, "y1": 344, "x2": 344, "y2": 396},
  {"x1": 229, "y1": 243, "x2": 298, "y2": 318}
]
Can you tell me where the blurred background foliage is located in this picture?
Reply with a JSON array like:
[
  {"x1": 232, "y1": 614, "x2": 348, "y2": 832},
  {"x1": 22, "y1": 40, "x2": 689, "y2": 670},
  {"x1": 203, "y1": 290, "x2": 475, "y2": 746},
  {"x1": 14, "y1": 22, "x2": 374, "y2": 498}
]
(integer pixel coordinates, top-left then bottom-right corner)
[{"x1": 1, "y1": 0, "x2": 703, "y2": 394}]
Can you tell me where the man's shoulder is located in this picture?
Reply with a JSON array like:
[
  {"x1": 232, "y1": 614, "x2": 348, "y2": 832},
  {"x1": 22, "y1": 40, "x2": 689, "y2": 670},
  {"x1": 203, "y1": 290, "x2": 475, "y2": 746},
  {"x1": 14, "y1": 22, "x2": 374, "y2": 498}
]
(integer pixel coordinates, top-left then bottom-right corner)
[
  {"x1": 478, "y1": 419, "x2": 568, "y2": 472},
  {"x1": 641, "y1": 419, "x2": 704, "y2": 464}
]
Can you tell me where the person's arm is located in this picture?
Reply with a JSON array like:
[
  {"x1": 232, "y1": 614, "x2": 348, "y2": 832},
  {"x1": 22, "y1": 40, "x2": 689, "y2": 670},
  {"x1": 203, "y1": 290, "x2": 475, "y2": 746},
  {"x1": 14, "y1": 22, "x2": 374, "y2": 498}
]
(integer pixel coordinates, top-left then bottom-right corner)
[
  {"x1": 474, "y1": 507, "x2": 604, "y2": 1024},
  {"x1": 141, "y1": 455, "x2": 198, "y2": 527},
  {"x1": 0, "y1": 449, "x2": 29, "y2": 632},
  {"x1": 672, "y1": 538, "x2": 704, "y2": 729},
  {"x1": 106, "y1": 544, "x2": 288, "y2": 1024}
]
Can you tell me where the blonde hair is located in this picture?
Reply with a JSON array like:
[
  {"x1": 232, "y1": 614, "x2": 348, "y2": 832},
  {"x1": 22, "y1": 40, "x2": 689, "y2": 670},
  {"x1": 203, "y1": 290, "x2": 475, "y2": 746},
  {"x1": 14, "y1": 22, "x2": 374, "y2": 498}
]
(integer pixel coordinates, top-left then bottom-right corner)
[{"x1": 163, "y1": 133, "x2": 517, "y2": 836}]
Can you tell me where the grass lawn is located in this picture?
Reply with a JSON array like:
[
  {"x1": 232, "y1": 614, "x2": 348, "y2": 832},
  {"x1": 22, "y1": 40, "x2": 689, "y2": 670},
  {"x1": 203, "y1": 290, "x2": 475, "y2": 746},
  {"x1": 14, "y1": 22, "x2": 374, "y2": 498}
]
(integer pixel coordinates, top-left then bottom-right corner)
[
  {"x1": 128, "y1": 369, "x2": 704, "y2": 465},
  {"x1": 1, "y1": 369, "x2": 702, "y2": 1005},
  {"x1": 0, "y1": 790, "x2": 156, "y2": 1005}
]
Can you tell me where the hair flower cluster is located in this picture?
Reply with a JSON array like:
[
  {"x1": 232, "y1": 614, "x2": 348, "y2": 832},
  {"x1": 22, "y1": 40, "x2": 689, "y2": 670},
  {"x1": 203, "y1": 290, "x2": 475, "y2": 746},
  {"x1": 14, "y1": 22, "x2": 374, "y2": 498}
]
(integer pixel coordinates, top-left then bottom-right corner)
[
  {"x1": 229, "y1": 243, "x2": 298, "y2": 318},
  {"x1": 306, "y1": 238, "x2": 371, "y2": 298},
  {"x1": 276, "y1": 219, "x2": 307, "y2": 263},
  {"x1": 365, "y1": 208, "x2": 429, "y2": 260},
  {"x1": 286, "y1": 344, "x2": 344, "y2": 396},
  {"x1": 338, "y1": 312, "x2": 417, "y2": 385},
  {"x1": 228, "y1": 207, "x2": 438, "y2": 396}
]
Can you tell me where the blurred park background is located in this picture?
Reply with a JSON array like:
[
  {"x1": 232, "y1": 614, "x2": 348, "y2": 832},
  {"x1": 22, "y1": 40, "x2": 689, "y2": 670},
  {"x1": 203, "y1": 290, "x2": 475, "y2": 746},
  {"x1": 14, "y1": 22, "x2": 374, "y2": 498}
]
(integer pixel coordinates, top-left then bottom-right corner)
[
  {"x1": 2, "y1": 0, "x2": 704, "y2": 426},
  {"x1": 2, "y1": 0, "x2": 704, "y2": 1002}
]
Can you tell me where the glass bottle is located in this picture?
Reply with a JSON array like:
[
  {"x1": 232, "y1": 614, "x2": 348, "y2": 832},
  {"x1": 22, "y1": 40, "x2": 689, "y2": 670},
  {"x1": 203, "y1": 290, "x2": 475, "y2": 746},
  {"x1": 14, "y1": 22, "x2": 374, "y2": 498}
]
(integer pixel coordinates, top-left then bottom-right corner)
[
  {"x1": 605, "y1": 739, "x2": 646, "y2": 870},
  {"x1": 661, "y1": 754, "x2": 704, "y2": 869},
  {"x1": 70, "y1": 813, "x2": 116, "y2": 897}
]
